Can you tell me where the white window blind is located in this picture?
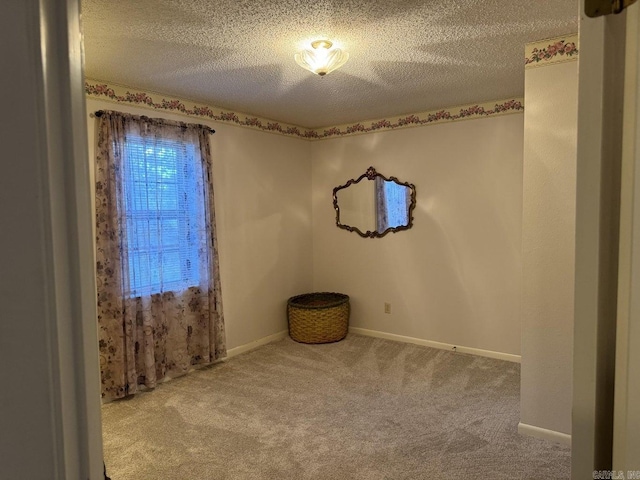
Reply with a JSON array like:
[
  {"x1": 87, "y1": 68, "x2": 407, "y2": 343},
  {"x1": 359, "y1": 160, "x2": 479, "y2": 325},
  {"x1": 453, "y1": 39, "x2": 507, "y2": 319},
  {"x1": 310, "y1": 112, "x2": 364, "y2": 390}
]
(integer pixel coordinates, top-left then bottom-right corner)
[
  {"x1": 384, "y1": 181, "x2": 409, "y2": 228},
  {"x1": 121, "y1": 135, "x2": 204, "y2": 296}
]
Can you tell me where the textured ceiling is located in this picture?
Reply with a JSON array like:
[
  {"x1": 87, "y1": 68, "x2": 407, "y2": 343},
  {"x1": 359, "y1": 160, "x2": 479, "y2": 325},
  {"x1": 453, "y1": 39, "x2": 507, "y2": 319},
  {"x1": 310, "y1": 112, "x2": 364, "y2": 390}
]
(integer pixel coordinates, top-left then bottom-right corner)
[{"x1": 82, "y1": 0, "x2": 578, "y2": 129}]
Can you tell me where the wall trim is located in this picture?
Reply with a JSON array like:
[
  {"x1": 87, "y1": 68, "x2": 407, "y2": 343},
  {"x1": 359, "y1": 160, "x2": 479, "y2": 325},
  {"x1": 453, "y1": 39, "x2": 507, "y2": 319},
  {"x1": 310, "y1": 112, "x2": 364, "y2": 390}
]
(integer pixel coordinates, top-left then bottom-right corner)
[
  {"x1": 86, "y1": 79, "x2": 523, "y2": 141},
  {"x1": 315, "y1": 99, "x2": 523, "y2": 139},
  {"x1": 226, "y1": 330, "x2": 289, "y2": 359},
  {"x1": 525, "y1": 33, "x2": 579, "y2": 69},
  {"x1": 518, "y1": 422, "x2": 572, "y2": 446},
  {"x1": 348, "y1": 327, "x2": 521, "y2": 363}
]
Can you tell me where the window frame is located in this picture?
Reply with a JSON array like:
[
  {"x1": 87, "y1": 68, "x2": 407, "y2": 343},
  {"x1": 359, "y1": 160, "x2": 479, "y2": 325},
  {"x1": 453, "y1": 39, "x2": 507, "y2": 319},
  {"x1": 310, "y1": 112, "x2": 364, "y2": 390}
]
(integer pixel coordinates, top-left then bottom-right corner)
[{"x1": 121, "y1": 135, "x2": 203, "y2": 297}]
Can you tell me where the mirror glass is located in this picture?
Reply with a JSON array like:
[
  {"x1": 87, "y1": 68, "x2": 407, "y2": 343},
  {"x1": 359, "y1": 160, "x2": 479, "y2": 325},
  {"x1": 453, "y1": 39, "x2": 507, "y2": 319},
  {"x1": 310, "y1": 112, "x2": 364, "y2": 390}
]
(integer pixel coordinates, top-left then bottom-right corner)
[{"x1": 333, "y1": 166, "x2": 416, "y2": 238}]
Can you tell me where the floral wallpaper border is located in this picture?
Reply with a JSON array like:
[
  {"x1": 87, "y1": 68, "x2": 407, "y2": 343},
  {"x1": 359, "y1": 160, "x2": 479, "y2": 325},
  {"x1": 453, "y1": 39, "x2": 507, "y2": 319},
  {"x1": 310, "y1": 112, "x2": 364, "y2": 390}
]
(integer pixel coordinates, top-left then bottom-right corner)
[
  {"x1": 86, "y1": 80, "x2": 524, "y2": 140},
  {"x1": 525, "y1": 34, "x2": 579, "y2": 69}
]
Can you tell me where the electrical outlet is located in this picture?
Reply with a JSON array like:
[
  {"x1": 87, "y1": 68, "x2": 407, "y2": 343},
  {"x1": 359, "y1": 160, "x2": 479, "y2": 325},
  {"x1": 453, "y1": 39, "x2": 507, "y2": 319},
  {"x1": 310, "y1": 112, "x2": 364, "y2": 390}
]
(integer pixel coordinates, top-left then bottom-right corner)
[{"x1": 384, "y1": 302, "x2": 391, "y2": 314}]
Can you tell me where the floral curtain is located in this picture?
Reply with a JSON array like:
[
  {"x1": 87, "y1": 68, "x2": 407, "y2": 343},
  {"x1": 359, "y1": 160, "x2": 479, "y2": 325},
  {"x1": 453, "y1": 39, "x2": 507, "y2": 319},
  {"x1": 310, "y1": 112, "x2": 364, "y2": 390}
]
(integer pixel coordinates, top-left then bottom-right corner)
[{"x1": 95, "y1": 111, "x2": 226, "y2": 400}]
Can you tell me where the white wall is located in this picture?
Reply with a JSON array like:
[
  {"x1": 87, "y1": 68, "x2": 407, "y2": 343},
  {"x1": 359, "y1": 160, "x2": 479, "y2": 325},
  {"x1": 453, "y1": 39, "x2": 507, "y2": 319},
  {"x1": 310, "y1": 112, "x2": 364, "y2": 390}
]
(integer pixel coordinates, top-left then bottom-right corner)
[
  {"x1": 311, "y1": 114, "x2": 524, "y2": 356},
  {"x1": 520, "y1": 59, "x2": 578, "y2": 439},
  {"x1": 86, "y1": 97, "x2": 525, "y2": 359},
  {"x1": 86, "y1": 99, "x2": 313, "y2": 350}
]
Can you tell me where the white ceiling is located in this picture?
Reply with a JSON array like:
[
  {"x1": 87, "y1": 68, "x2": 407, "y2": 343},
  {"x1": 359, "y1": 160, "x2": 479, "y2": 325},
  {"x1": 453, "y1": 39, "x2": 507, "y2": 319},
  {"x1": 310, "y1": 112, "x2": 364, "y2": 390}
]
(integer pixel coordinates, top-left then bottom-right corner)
[{"x1": 82, "y1": 0, "x2": 578, "y2": 129}]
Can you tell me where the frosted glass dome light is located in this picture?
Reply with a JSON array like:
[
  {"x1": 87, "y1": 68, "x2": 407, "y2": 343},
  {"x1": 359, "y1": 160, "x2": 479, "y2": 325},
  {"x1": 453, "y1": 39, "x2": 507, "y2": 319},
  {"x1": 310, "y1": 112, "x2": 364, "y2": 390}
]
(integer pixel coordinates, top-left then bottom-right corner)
[{"x1": 294, "y1": 40, "x2": 349, "y2": 77}]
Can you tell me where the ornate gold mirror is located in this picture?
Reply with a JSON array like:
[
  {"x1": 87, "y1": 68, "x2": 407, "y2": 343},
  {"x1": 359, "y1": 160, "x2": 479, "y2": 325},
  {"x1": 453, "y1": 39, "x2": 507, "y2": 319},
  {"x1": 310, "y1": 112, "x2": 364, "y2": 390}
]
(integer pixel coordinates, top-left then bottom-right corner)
[{"x1": 333, "y1": 166, "x2": 416, "y2": 238}]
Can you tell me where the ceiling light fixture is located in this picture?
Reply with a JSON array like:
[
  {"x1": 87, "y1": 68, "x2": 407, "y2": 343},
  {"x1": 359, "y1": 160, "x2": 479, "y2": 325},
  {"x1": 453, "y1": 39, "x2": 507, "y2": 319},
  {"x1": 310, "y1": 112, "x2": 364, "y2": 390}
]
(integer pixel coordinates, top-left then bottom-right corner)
[{"x1": 294, "y1": 40, "x2": 349, "y2": 77}]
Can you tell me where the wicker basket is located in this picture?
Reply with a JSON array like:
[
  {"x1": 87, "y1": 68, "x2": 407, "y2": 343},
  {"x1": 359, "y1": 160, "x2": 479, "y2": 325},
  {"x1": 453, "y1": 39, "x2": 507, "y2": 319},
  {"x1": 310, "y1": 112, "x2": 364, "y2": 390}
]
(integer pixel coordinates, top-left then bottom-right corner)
[{"x1": 287, "y1": 292, "x2": 350, "y2": 344}]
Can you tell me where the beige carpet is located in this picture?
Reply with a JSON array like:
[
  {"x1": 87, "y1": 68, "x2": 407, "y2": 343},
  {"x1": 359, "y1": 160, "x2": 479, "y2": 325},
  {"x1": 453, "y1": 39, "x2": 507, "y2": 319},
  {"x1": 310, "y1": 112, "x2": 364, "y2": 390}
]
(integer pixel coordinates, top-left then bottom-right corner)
[{"x1": 102, "y1": 334, "x2": 570, "y2": 479}]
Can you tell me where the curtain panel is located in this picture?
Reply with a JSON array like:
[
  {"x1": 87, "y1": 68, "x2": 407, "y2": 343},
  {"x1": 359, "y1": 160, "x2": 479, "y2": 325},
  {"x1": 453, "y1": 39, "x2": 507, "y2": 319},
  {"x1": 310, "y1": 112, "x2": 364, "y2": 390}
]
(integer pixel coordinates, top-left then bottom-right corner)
[{"x1": 95, "y1": 111, "x2": 226, "y2": 400}]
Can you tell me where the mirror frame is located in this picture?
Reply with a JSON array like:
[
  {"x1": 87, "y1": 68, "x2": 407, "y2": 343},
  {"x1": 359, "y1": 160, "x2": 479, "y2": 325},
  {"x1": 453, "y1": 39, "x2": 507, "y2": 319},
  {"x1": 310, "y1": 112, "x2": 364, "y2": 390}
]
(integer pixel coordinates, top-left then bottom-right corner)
[{"x1": 332, "y1": 166, "x2": 417, "y2": 238}]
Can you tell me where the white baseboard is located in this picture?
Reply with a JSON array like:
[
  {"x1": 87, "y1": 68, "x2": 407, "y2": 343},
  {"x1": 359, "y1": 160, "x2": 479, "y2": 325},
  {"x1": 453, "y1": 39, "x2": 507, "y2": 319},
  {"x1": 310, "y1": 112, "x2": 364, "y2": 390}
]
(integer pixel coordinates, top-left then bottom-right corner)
[
  {"x1": 518, "y1": 422, "x2": 571, "y2": 446},
  {"x1": 226, "y1": 330, "x2": 288, "y2": 359},
  {"x1": 348, "y1": 327, "x2": 521, "y2": 363}
]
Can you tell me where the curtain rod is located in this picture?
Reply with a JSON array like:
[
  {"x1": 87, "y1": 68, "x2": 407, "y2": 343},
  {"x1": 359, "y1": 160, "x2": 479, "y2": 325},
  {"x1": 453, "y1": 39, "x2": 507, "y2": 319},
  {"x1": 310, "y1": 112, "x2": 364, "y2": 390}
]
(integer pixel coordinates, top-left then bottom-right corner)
[{"x1": 91, "y1": 110, "x2": 215, "y2": 134}]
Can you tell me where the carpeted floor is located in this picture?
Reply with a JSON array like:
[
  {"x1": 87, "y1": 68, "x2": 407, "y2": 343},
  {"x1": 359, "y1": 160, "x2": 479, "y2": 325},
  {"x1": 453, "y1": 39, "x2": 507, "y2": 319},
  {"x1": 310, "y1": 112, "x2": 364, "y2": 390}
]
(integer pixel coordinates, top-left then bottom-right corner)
[{"x1": 102, "y1": 334, "x2": 571, "y2": 479}]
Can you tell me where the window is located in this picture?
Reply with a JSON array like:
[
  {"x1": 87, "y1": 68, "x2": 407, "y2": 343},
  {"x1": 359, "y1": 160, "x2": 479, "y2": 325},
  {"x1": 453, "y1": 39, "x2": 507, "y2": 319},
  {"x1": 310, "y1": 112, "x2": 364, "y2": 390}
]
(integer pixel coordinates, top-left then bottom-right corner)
[
  {"x1": 121, "y1": 135, "x2": 205, "y2": 296},
  {"x1": 383, "y1": 180, "x2": 409, "y2": 228}
]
